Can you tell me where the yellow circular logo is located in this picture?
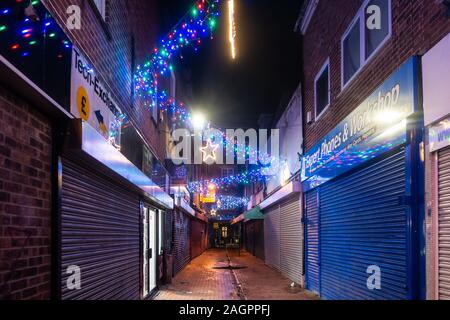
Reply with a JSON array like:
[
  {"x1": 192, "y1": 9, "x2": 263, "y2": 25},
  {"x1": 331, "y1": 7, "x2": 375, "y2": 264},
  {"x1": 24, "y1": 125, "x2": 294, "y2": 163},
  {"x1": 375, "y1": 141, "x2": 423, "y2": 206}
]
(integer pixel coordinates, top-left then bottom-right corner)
[{"x1": 76, "y1": 86, "x2": 90, "y2": 121}]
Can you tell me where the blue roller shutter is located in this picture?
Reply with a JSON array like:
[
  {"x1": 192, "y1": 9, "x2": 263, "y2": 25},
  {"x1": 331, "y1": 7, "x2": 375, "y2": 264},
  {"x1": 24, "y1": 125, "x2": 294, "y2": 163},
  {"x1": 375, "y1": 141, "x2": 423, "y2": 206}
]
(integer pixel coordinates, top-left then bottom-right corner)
[
  {"x1": 319, "y1": 148, "x2": 409, "y2": 300},
  {"x1": 305, "y1": 189, "x2": 320, "y2": 295}
]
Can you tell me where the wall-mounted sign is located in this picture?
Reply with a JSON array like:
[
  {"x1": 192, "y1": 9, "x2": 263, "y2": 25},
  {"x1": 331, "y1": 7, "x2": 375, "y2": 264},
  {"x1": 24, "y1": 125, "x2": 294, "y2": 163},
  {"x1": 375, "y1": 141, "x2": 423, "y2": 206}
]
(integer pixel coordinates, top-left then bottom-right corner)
[
  {"x1": 429, "y1": 118, "x2": 450, "y2": 152},
  {"x1": 200, "y1": 194, "x2": 216, "y2": 203},
  {"x1": 301, "y1": 57, "x2": 418, "y2": 190},
  {"x1": 70, "y1": 47, "x2": 122, "y2": 148}
]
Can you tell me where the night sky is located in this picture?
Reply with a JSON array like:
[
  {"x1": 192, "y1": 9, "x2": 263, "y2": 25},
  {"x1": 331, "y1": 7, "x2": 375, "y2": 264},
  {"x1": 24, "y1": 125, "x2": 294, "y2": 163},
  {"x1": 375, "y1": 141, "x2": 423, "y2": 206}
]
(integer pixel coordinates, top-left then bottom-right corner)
[{"x1": 158, "y1": 0, "x2": 303, "y2": 128}]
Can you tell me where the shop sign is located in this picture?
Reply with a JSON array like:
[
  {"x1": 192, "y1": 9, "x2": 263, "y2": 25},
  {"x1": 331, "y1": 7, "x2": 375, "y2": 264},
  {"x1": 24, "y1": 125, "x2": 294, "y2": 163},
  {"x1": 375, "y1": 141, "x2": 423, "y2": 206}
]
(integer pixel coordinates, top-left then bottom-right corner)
[
  {"x1": 70, "y1": 47, "x2": 122, "y2": 149},
  {"x1": 200, "y1": 194, "x2": 216, "y2": 203},
  {"x1": 301, "y1": 57, "x2": 418, "y2": 190},
  {"x1": 213, "y1": 223, "x2": 219, "y2": 229},
  {"x1": 429, "y1": 118, "x2": 450, "y2": 152}
]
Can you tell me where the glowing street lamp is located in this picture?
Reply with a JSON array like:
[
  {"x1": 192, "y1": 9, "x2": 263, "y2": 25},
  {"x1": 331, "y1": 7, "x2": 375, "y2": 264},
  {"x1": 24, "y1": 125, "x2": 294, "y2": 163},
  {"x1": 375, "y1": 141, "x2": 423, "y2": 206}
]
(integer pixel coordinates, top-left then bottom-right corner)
[{"x1": 191, "y1": 112, "x2": 207, "y2": 130}]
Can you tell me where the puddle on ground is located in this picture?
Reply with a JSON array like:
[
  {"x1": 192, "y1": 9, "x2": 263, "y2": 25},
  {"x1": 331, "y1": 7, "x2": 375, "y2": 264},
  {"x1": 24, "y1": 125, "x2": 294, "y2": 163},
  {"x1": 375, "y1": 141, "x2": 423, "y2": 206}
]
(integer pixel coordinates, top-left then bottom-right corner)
[{"x1": 212, "y1": 264, "x2": 248, "y2": 270}]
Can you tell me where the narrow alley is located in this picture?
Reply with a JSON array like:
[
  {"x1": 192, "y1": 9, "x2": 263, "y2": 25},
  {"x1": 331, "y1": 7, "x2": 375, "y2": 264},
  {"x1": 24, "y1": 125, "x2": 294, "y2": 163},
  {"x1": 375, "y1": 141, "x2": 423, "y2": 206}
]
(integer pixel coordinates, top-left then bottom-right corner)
[{"x1": 155, "y1": 249, "x2": 317, "y2": 301}]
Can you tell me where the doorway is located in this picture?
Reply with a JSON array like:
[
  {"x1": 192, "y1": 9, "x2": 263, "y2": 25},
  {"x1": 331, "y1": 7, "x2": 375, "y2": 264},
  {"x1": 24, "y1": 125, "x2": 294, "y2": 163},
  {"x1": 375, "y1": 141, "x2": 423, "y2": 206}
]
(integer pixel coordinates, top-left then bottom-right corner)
[{"x1": 143, "y1": 206, "x2": 157, "y2": 297}]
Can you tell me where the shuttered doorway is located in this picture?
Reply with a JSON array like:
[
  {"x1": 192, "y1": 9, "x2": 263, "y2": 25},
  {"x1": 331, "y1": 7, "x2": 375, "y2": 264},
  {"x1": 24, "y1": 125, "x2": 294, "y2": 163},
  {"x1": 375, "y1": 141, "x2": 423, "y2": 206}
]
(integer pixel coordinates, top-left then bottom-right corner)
[
  {"x1": 319, "y1": 148, "x2": 410, "y2": 300},
  {"x1": 173, "y1": 209, "x2": 191, "y2": 276},
  {"x1": 305, "y1": 189, "x2": 320, "y2": 295},
  {"x1": 438, "y1": 147, "x2": 450, "y2": 300},
  {"x1": 60, "y1": 158, "x2": 141, "y2": 300},
  {"x1": 264, "y1": 205, "x2": 281, "y2": 269},
  {"x1": 279, "y1": 196, "x2": 303, "y2": 285}
]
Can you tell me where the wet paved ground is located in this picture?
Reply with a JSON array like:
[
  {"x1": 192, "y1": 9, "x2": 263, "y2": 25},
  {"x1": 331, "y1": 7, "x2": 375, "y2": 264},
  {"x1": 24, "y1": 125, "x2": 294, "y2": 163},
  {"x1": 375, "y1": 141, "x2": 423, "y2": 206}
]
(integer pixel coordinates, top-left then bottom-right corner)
[{"x1": 154, "y1": 249, "x2": 318, "y2": 300}]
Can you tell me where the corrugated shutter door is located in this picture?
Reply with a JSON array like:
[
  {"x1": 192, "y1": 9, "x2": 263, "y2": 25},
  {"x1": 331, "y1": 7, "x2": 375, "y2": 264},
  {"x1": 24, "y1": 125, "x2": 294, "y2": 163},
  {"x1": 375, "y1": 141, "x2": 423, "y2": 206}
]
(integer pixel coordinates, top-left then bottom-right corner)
[
  {"x1": 320, "y1": 148, "x2": 409, "y2": 300},
  {"x1": 173, "y1": 210, "x2": 190, "y2": 276},
  {"x1": 61, "y1": 158, "x2": 140, "y2": 300},
  {"x1": 305, "y1": 189, "x2": 319, "y2": 294},
  {"x1": 264, "y1": 206, "x2": 280, "y2": 269},
  {"x1": 279, "y1": 196, "x2": 303, "y2": 285},
  {"x1": 438, "y1": 147, "x2": 450, "y2": 300}
]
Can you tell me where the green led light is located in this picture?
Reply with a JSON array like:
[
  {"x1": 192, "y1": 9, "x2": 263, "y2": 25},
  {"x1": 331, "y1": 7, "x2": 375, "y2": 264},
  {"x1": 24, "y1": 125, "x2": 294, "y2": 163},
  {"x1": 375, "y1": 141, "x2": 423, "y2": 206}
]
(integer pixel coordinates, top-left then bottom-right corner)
[
  {"x1": 49, "y1": 33, "x2": 56, "y2": 38},
  {"x1": 0, "y1": 25, "x2": 6, "y2": 32},
  {"x1": 29, "y1": 40, "x2": 37, "y2": 45},
  {"x1": 32, "y1": 0, "x2": 39, "y2": 5},
  {"x1": 192, "y1": 8, "x2": 198, "y2": 16}
]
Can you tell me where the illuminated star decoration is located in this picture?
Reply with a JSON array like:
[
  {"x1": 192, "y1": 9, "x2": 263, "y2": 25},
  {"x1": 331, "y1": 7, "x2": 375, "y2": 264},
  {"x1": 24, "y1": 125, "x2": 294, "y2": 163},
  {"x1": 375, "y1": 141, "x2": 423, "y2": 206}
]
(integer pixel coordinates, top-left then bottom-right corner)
[{"x1": 200, "y1": 139, "x2": 219, "y2": 163}]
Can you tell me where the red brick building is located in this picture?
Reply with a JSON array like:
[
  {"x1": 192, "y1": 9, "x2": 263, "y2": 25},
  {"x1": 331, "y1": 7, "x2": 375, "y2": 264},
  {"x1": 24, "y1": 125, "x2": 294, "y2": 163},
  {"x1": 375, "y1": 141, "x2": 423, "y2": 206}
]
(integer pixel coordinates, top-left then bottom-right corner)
[
  {"x1": 0, "y1": 0, "x2": 174, "y2": 300},
  {"x1": 298, "y1": 0, "x2": 450, "y2": 300}
]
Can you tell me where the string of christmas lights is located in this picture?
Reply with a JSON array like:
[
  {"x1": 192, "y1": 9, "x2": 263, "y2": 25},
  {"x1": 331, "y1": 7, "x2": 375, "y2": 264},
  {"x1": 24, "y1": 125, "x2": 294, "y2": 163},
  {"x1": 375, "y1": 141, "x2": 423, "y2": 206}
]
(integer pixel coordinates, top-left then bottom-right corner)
[
  {"x1": 134, "y1": 0, "x2": 220, "y2": 112},
  {"x1": 0, "y1": 0, "x2": 72, "y2": 60},
  {"x1": 216, "y1": 195, "x2": 248, "y2": 210},
  {"x1": 188, "y1": 167, "x2": 271, "y2": 193}
]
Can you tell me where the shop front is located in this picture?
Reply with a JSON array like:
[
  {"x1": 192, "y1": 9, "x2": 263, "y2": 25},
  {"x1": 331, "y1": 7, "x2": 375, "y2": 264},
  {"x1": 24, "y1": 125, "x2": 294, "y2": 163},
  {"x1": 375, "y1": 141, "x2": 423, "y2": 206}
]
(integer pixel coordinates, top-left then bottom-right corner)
[
  {"x1": 190, "y1": 211, "x2": 209, "y2": 259},
  {"x1": 259, "y1": 182, "x2": 303, "y2": 286},
  {"x1": 232, "y1": 206, "x2": 265, "y2": 260},
  {"x1": 302, "y1": 57, "x2": 424, "y2": 300},
  {"x1": 422, "y1": 32, "x2": 450, "y2": 300},
  {"x1": 60, "y1": 47, "x2": 173, "y2": 300},
  {"x1": 171, "y1": 188, "x2": 196, "y2": 276}
]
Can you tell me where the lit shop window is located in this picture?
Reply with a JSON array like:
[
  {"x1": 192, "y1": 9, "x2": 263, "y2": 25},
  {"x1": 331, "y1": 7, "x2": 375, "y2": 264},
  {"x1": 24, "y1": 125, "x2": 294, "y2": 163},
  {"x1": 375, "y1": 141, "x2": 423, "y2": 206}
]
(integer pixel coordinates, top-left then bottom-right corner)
[
  {"x1": 314, "y1": 59, "x2": 330, "y2": 120},
  {"x1": 342, "y1": 0, "x2": 391, "y2": 88}
]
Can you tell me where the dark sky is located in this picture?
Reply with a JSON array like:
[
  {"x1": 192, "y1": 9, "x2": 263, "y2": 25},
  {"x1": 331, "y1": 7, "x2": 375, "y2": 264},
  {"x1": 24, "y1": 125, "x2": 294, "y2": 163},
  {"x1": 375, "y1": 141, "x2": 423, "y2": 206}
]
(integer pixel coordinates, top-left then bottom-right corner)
[{"x1": 157, "y1": 0, "x2": 303, "y2": 128}]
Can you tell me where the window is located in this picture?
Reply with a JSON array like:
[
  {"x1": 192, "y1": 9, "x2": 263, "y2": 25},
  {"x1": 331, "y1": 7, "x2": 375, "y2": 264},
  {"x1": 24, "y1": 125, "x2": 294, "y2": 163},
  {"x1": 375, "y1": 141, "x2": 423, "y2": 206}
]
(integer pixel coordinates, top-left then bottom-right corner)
[
  {"x1": 315, "y1": 60, "x2": 330, "y2": 120},
  {"x1": 221, "y1": 227, "x2": 228, "y2": 238},
  {"x1": 93, "y1": 0, "x2": 106, "y2": 19},
  {"x1": 365, "y1": 0, "x2": 390, "y2": 59},
  {"x1": 341, "y1": 0, "x2": 391, "y2": 88},
  {"x1": 343, "y1": 20, "x2": 361, "y2": 85}
]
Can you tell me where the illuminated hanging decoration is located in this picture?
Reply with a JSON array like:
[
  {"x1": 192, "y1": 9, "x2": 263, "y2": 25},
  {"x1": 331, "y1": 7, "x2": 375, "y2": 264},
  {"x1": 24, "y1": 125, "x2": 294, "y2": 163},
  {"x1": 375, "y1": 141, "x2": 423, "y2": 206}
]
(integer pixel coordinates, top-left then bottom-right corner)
[
  {"x1": 200, "y1": 139, "x2": 219, "y2": 162},
  {"x1": 228, "y1": 0, "x2": 236, "y2": 59},
  {"x1": 134, "y1": 0, "x2": 220, "y2": 112},
  {"x1": 216, "y1": 195, "x2": 248, "y2": 210},
  {"x1": 0, "y1": 0, "x2": 72, "y2": 59},
  {"x1": 188, "y1": 167, "x2": 270, "y2": 193}
]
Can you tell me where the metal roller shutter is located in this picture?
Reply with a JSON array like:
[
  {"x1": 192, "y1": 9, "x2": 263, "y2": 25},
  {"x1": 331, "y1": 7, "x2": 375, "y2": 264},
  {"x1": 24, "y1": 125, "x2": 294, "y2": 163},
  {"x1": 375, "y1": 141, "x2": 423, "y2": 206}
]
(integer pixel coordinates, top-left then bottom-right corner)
[
  {"x1": 305, "y1": 189, "x2": 320, "y2": 295},
  {"x1": 438, "y1": 147, "x2": 450, "y2": 300},
  {"x1": 191, "y1": 219, "x2": 204, "y2": 259},
  {"x1": 173, "y1": 210, "x2": 191, "y2": 275},
  {"x1": 279, "y1": 196, "x2": 303, "y2": 285},
  {"x1": 264, "y1": 206, "x2": 280, "y2": 269},
  {"x1": 61, "y1": 158, "x2": 141, "y2": 300},
  {"x1": 319, "y1": 148, "x2": 409, "y2": 300}
]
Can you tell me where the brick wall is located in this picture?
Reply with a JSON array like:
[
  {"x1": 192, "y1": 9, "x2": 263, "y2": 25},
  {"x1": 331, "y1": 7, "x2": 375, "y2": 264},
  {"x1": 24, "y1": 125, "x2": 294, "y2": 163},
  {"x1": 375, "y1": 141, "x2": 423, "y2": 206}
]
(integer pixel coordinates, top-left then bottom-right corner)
[
  {"x1": 42, "y1": 0, "x2": 166, "y2": 161},
  {"x1": 302, "y1": 0, "x2": 450, "y2": 150},
  {"x1": 0, "y1": 85, "x2": 52, "y2": 300}
]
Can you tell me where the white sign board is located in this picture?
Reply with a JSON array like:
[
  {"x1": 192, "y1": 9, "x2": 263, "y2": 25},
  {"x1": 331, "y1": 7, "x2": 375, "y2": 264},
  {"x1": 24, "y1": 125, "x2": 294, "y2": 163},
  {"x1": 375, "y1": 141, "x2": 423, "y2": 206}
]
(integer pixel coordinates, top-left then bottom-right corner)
[
  {"x1": 70, "y1": 47, "x2": 122, "y2": 148},
  {"x1": 429, "y1": 118, "x2": 450, "y2": 152},
  {"x1": 423, "y1": 32, "x2": 450, "y2": 126}
]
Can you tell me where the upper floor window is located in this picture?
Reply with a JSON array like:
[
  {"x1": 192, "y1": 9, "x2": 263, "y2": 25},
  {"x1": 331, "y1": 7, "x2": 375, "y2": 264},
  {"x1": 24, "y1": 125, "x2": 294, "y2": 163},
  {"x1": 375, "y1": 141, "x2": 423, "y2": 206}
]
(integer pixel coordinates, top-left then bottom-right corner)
[
  {"x1": 315, "y1": 59, "x2": 330, "y2": 120},
  {"x1": 93, "y1": 0, "x2": 106, "y2": 20},
  {"x1": 341, "y1": 0, "x2": 392, "y2": 88}
]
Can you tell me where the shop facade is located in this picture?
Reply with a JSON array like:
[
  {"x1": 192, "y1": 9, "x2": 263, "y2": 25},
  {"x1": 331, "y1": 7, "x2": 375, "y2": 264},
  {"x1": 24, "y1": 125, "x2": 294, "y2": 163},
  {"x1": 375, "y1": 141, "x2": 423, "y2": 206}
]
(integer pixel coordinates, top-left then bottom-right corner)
[
  {"x1": 302, "y1": 57, "x2": 423, "y2": 300},
  {"x1": 422, "y1": 32, "x2": 450, "y2": 300},
  {"x1": 260, "y1": 182, "x2": 303, "y2": 286},
  {"x1": 0, "y1": 0, "x2": 173, "y2": 300}
]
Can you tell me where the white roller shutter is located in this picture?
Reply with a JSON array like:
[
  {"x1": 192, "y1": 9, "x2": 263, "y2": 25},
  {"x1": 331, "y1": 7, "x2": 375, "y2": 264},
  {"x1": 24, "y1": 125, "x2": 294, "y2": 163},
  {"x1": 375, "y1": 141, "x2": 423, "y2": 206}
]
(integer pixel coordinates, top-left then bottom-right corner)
[
  {"x1": 439, "y1": 147, "x2": 450, "y2": 300},
  {"x1": 279, "y1": 196, "x2": 303, "y2": 286}
]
